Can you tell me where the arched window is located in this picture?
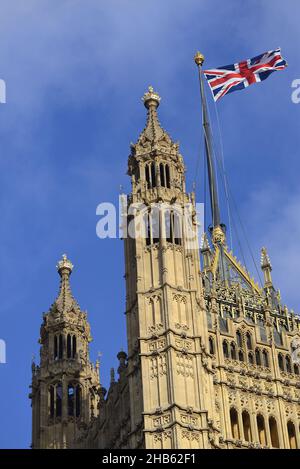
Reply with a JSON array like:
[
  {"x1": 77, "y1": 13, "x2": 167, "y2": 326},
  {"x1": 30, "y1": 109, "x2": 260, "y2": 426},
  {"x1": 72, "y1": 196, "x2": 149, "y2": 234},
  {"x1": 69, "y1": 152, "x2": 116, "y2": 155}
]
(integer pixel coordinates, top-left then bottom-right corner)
[
  {"x1": 238, "y1": 350, "x2": 244, "y2": 362},
  {"x1": 287, "y1": 421, "x2": 297, "y2": 449},
  {"x1": 236, "y1": 331, "x2": 242, "y2": 348},
  {"x1": 278, "y1": 353, "x2": 284, "y2": 371},
  {"x1": 49, "y1": 385, "x2": 55, "y2": 418},
  {"x1": 294, "y1": 364, "x2": 299, "y2": 375},
  {"x1": 159, "y1": 163, "x2": 165, "y2": 187},
  {"x1": 56, "y1": 383, "x2": 62, "y2": 417},
  {"x1": 209, "y1": 337, "x2": 215, "y2": 355},
  {"x1": 165, "y1": 210, "x2": 172, "y2": 243},
  {"x1": 269, "y1": 416, "x2": 279, "y2": 448},
  {"x1": 67, "y1": 334, "x2": 72, "y2": 359},
  {"x1": 165, "y1": 164, "x2": 170, "y2": 188},
  {"x1": 255, "y1": 348, "x2": 261, "y2": 366},
  {"x1": 286, "y1": 355, "x2": 292, "y2": 374},
  {"x1": 242, "y1": 410, "x2": 251, "y2": 442},
  {"x1": 257, "y1": 414, "x2": 267, "y2": 446},
  {"x1": 230, "y1": 408, "x2": 240, "y2": 439},
  {"x1": 72, "y1": 335, "x2": 76, "y2": 358},
  {"x1": 58, "y1": 334, "x2": 63, "y2": 359},
  {"x1": 223, "y1": 340, "x2": 229, "y2": 359},
  {"x1": 231, "y1": 342, "x2": 237, "y2": 360},
  {"x1": 246, "y1": 332, "x2": 252, "y2": 350},
  {"x1": 248, "y1": 352, "x2": 254, "y2": 365},
  {"x1": 262, "y1": 350, "x2": 269, "y2": 368},
  {"x1": 54, "y1": 335, "x2": 58, "y2": 360}
]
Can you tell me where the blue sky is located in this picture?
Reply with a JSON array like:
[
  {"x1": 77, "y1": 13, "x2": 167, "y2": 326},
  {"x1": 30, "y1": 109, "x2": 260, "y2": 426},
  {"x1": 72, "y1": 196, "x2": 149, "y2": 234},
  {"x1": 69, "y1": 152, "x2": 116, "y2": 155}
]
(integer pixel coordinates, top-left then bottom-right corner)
[{"x1": 0, "y1": 0, "x2": 299, "y2": 448}]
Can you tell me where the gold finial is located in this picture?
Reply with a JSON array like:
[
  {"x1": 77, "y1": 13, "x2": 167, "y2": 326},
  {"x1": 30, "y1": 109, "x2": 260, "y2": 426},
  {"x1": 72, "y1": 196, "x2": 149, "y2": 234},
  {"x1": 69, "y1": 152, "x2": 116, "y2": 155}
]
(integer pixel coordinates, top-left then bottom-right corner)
[
  {"x1": 56, "y1": 253, "x2": 73, "y2": 274},
  {"x1": 142, "y1": 85, "x2": 161, "y2": 109},
  {"x1": 194, "y1": 51, "x2": 205, "y2": 66},
  {"x1": 212, "y1": 225, "x2": 225, "y2": 245}
]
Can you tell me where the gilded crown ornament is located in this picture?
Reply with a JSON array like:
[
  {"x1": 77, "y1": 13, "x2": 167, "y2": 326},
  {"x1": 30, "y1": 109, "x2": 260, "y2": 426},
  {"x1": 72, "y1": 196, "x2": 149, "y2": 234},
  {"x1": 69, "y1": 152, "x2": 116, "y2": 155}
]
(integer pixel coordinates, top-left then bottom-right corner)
[
  {"x1": 142, "y1": 85, "x2": 161, "y2": 108},
  {"x1": 56, "y1": 253, "x2": 73, "y2": 274},
  {"x1": 194, "y1": 51, "x2": 205, "y2": 66}
]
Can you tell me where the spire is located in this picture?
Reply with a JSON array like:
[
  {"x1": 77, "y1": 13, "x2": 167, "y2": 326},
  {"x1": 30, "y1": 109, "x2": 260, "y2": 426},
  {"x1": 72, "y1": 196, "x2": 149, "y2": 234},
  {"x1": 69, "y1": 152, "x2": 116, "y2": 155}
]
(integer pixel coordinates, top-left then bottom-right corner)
[
  {"x1": 135, "y1": 86, "x2": 174, "y2": 146},
  {"x1": 261, "y1": 247, "x2": 273, "y2": 288},
  {"x1": 51, "y1": 254, "x2": 81, "y2": 315}
]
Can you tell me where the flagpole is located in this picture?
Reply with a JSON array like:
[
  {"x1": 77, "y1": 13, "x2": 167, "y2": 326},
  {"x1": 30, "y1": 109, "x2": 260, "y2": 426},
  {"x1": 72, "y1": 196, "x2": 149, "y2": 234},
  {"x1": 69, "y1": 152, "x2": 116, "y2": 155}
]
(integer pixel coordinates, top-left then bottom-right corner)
[
  {"x1": 194, "y1": 52, "x2": 228, "y2": 284},
  {"x1": 194, "y1": 52, "x2": 221, "y2": 230}
]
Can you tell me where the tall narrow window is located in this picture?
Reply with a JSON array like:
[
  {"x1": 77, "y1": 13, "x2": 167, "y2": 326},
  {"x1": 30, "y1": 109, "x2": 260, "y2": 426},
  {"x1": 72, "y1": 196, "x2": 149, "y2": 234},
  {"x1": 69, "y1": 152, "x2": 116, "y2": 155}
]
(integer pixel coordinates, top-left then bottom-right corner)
[
  {"x1": 262, "y1": 350, "x2": 269, "y2": 368},
  {"x1": 144, "y1": 212, "x2": 151, "y2": 246},
  {"x1": 209, "y1": 337, "x2": 215, "y2": 355},
  {"x1": 231, "y1": 342, "x2": 237, "y2": 360},
  {"x1": 72, "y1": 336, "x2": 77, "y2": 358},
  {"x1": 255, "y1": 348, "x2": 261, "y2": 366},
  {"x1": 68, "y1": 385, "x2": 75, "y2": 416},
  {"x1": 165, "y1": 210, "x2": 172, "y2": 243},
  {"x1": 76, "y1": 385, "x2": 81, "y2": 418},
  {"x1": 56, "y1": 383, "x2": 62, "y2": 417},
  {"x1": 67, "y1": 334, "x2": 71, "y2": 359},
  {"x1": 246, "y1": 332, "x2": 252, "y2": 350},
  {"x1": 238, "y1": 350, "x2": 244, "y2": 362},
  {"x1": 287, "y1": 421, "x2": 297, "y2": 449},
  {"x1": 230, "y1": 408, "x2": 239, "y2": 439},
  {"x1": 278, "y1": 354, "x2": 284, "y2": 371},
  {"x1": 269, "y1": 417, "x2": 279, "y2": 448},
  {"x1": 248, "y1": 352, "x2": 254, "y2": 365},
  {"x1": 145, "y1": 164, "x2": 150, "y2": 189},
  {"x1": 173, "y1": 211, "x2": 182, "y2": 245},
  {"x1": 258, "y1": 319, "x2": 267, "y2": 343},
  {"x1": 160, "y1": 163, "x2": 165, "y2": 187},
  {"x1": 286, "y1": 355, "x2": 292, "y2": 373},
  {"x1": 49, "y1": 385, "x2": 55, "y2": 418},
  {"x1": 242, "y1": 411, "x2": 251, "y2": 442},
  {"x1": 223, "y1": 341, "x2": 229, "y2": 359},
  {"x1": 257, "y1": 414, "x2": 266, "y2": 445},
  {"x1": 219, "y1": 316, "x2": 228, "y2": 333},
  {"x1": 274, "y1": 326, "x2": 282, "y2": 346},
  {"x1": 165, "y1": 164, "x2": 170, "y2": 188},
  {"x1": 294, "y1": 364, "x2": 299, "y2": 375},
  {"x1": 54, "y1": 336, "x2": 58, "y2": 360},
  {"x1": 151, "y1": 163, "x2": 156, "y2": 188},
  {"x1": 58, "y1": 334, "x2": 63, "y2": 359},
  {"x1": 236, "y1": 331, "x2": 242, "y2": 348}
]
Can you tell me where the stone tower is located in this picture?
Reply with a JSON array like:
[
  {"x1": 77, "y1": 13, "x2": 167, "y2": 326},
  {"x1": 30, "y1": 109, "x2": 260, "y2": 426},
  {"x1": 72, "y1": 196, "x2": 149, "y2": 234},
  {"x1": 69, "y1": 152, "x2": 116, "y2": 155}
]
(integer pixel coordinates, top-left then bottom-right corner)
[
  {"x1": 124, "y1": 87, "x2": 218, "y2": 448},
  {"x1": 30, "y1": 255, "x2": 100, "y2": 449}
]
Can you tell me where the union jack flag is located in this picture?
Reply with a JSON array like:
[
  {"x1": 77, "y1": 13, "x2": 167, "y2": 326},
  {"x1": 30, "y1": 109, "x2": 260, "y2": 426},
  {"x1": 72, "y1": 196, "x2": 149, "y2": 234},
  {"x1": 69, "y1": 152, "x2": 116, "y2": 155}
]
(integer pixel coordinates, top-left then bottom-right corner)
[{"x1": 203, "y1": 48, "x2": 287, "y2": 101}]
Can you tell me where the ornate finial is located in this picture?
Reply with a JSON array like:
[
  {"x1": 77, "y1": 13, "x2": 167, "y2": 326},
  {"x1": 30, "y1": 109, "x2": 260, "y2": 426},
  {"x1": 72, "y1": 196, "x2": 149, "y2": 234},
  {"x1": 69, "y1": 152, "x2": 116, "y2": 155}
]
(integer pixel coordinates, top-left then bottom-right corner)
[
  {"x1": 56, "y1": 254, "x2": 73, "y2": 275},
  {"x1": 212, "y1": 225, "x2": 225, "y2": 246},
  {"x1": 142, "y1": 85, "x2": 161, "y2": 109},
  {"x1": 194, "y1": 51, "x2": 205, "y2": 66},
  {"x1": 261, "y1": 247, "x2": 272, "y2": 269}
]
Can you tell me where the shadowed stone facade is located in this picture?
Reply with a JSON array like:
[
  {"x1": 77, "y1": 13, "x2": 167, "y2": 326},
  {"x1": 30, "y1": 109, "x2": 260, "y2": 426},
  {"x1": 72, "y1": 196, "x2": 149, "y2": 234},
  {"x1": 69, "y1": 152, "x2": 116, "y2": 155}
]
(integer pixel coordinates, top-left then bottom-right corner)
[{"x1": 31, "y1": 88, "x2": 300, "y2": 449}]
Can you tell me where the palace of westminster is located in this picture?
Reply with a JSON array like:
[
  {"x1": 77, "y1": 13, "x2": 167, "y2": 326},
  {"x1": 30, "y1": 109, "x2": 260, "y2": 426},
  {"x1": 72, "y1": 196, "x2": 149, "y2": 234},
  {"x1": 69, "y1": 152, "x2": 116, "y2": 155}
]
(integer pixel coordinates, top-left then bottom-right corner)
[{"x1": 30, "y1": 84, "x2": 300, "y2": 449}]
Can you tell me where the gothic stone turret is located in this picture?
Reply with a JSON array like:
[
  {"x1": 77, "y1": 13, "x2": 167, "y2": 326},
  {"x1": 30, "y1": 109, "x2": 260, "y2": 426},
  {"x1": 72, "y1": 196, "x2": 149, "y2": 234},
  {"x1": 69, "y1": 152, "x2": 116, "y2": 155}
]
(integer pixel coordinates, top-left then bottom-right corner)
[
  {"x1": 30, "y1": 255, "x2": 100, "y2": 449},
  {"x1": 124, "y1": 87, "x2": 216, "y2": 449}
]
